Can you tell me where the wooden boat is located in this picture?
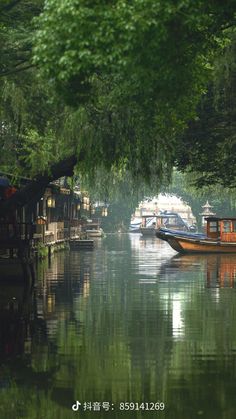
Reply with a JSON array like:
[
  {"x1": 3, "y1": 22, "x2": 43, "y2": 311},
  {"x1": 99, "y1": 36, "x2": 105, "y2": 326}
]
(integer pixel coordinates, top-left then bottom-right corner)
[
  {"x1": 86, "y1": 228, "x2": 103, "y2": 238},
  {"x1": 140, "y1": 212, "x2": 190, "y2": 237},
  {"x1": 129, "y1": 216, "x2": 142, "y2": 233},
  {"x1": 156, "y1": 217, "x2": 236, "y2": 253},
  {"x1": 139, "y1": 215, "x2": 157, "y2": 236},
  {"x1": 85, "y1": 221, "x2": 104, "y2": 238}
]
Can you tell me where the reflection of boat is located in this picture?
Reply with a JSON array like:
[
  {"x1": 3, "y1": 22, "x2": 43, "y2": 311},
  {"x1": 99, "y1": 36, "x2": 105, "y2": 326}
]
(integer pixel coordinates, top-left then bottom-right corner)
[
  {"x1": 163, "y1": 253, "x2": 236, "y2": 288},
  {"x1": 157, "y1": 251, "x2": 236, "y2": 288},
  {"x1": 205, "y1": 253, "x2": 236, "y2": 288},
  {"x1": 156, "y1": 217, "x2": 236, "y2": 253},
  {"x1": 141, "y1": 212, "x2": 191, "y2": 237}
]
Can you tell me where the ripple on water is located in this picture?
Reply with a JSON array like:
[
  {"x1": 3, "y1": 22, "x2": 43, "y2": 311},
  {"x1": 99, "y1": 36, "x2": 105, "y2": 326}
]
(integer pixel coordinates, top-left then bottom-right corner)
[{"x1": 1, "y1": 234, "x2": 236, "y2": 419}]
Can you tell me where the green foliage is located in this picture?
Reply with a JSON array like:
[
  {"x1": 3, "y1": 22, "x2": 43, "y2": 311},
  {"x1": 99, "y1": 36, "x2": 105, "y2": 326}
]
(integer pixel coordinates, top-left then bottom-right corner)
[
  {"x1": 33, "y1": 0, "x2": 231, "y2": 105},
  {"x1": 176, "y1": 31, "x2": 236, "y2": 187},
  {"x1": 0, "y1": 0, "x2": 42, "y2": 77},
  {"x1": 0, "y1": 0, "x2": 54, "y2": 179},
  {"x1": 32, "y1": 0, "x2": 236, "y2": 185},
  {"x1": 164, "y1": 170, "x2": 236, "y2": 225},
  {"x1": 79, "y1": 164, "x2": 171, "y2": 231},
  {"x1": 19, "y1": 128, "x2": 58, "y2": 176},
  {"x1": 0, "y1": 71, "x2": 74, "y2": 179},
  {"x1": 0, "y1": 0, "x2": 76, "y2": 180},
  {"x1": 36, "y1": 241, "x2": 48, "y2": 258},
  {"x1": 1, "y1": 0, "x2": 236, "y2": 195}
]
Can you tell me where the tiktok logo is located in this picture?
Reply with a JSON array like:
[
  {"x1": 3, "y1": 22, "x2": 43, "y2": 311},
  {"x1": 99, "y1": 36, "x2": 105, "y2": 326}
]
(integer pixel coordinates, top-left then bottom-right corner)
[{"x1": 72, "y1": 401, "x2": 81, "y2": 411}]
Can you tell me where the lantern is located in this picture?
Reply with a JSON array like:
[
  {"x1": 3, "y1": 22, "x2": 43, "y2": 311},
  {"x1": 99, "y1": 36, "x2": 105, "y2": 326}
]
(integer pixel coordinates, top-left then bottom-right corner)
[
  {"x1": 102, "y1": 207, "x2": 108, "y2": 217},
  {"x1": 47, "y1": 196, "x2": 56, "y2": 208}
]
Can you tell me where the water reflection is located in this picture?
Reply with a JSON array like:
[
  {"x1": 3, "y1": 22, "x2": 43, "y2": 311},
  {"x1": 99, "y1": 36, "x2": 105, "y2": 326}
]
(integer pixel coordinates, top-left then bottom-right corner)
[
  {"x1": 160, "y1": 253, "x2": 236, "y2": 288},
  {"x1": 0, "y1": 236, "x2": 236, "y2": 418},
  {"x1": 131, "y1": 235, "x2": 175, "y2": 282},
  {"x1": 0, "y1": 281, "x2": 32, "y2": 359},
  {"x1": 206, "y1": 254, "x2": 236, "y2": 288}
]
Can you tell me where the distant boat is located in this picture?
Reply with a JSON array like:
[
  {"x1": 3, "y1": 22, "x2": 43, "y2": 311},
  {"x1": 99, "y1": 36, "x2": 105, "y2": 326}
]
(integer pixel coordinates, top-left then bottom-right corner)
[
  {"x1": 156, "y1": 217, "x2": 236, "y2": 253},
  {"x1": 139, "y1": 215, "x2": 157, "y2": 236},
  {"x1": 129, "y1": 217, "x2": 142, "y2": 233},
  {"x1": 85, "y1": 220, "x2": 104, "y2": 238},
  {"x1": 140, "y1": 212, "x2": 190, "y2": 236}
]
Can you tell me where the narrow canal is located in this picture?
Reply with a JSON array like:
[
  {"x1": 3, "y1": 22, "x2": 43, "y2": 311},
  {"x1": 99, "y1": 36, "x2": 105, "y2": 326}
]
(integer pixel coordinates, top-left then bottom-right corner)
[{"x1": 1, "y1": 234, "x2": 236, "y2": 419}]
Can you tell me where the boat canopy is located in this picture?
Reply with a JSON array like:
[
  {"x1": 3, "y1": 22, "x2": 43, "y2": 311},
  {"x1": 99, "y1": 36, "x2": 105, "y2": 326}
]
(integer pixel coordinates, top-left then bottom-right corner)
[{"x1": 141, "y1": 212, "x2": 189, "y2": 229}]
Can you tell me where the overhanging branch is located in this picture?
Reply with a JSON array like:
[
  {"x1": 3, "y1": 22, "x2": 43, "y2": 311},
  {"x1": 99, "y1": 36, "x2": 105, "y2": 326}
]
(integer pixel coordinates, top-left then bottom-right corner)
[{"x1": 0, "y1": 153, "x2": 83, "y2": 216}]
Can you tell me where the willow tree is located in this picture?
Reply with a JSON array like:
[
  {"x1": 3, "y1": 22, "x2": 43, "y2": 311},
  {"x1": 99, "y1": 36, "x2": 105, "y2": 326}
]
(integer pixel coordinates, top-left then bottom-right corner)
[
  {"x1": 1, "y1": 0, "x2": 236, "y2": 216},
  {"x1": 176, "y1": 32, "x2": 236, "y2": 187},
  {"x1": 0, "y1": 1, "x2": 82, "y2": 214},
  {"x1": 32, "y1": 0, "x2": 236, "y2": 179},
  {"x1": 30, "y1": 0, "x2": 236, "y2": 209}
]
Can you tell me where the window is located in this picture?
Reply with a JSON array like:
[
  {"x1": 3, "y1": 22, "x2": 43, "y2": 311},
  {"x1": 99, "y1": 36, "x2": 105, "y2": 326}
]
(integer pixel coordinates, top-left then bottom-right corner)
[
  {"x1": 232, "y1": 221, "x2": 236, "y2": 232},
  {"x1": 223, "y1": 221, "x2": 231, "y2": 233},
  {"x1": 209, "y1": 221, "x2": 218, "y2": 232}
]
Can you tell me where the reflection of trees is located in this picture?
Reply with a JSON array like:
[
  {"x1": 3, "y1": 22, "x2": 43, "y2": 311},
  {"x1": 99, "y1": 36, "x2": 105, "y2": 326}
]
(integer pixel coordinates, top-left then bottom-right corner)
[
  {"x1": 159, "y1": 253, "x2": 236, "y2": 418},
  {"x1": 1, "y1": 240, "x2": 236, "y2": 418},
  {"x1": 0, "y1": 281, "x2": 33, "y2": 359},
  {"x1": 48, "y1": 236, "x2": 173, "y2": 408},
  {"x1": 0, "y1": 281, "x2": 60, "y2": 419},
  {"x1": 0, "y1": 249, "x2": 93, "y2": 418}
]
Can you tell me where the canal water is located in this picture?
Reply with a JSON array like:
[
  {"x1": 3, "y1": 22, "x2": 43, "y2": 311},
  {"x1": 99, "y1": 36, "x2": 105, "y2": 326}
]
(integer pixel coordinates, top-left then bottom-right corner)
[{"x1": 1, "y1": 234, "x2": 236, "y2": 419}]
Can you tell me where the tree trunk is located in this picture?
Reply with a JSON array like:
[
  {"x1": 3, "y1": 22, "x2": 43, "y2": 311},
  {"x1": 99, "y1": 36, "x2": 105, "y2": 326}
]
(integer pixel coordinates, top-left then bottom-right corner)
[{"x1": 0, "y1": 154, "x2": 79, "y2": 217}]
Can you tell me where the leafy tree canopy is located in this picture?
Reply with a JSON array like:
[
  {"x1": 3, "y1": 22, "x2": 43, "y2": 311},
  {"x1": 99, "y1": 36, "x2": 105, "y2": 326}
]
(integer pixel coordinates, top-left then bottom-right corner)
[
  {"x1": 176, "y1": 32, "x2": 236, "y2": 187},
  {"x1": 34, "y1": 0, "x2": 234, "y2": 105},
  {"x1": 1, "y1": 0, "x2": 236, "y2": 212},
  {"x1": 163, "y1": 170, "x2": 236, "y2": 226},
  {"x1": 32, "y1": 0, "x2": 236, "y2": 184},
  {"x1": 0, "y1": 0, "x2": 42, "y2": 78}
]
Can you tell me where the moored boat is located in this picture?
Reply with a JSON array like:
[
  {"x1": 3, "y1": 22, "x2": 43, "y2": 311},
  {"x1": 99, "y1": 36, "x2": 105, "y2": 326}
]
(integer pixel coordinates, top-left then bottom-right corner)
[
  {"x1": 85, "y1": 220, "x2": 104, "y2": 238},
  {"x1": 156, "y1": 217, "x2": 236, "y2": 253},
  {"x1": 156, "y1": 226, "x2": 205, "y2": 240},
  {"x1": 140, "y1": 212, "x2": 190, "y2": 237},
  {"x1": 86, "y1": 226, "x2": 103, "y2": 238},
  {"x1": 129, "y1": 216, "x2": 142, "y2": 233},
  {"x1": 139, "y1": 215, "x2": 157, "y2": 236}
]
